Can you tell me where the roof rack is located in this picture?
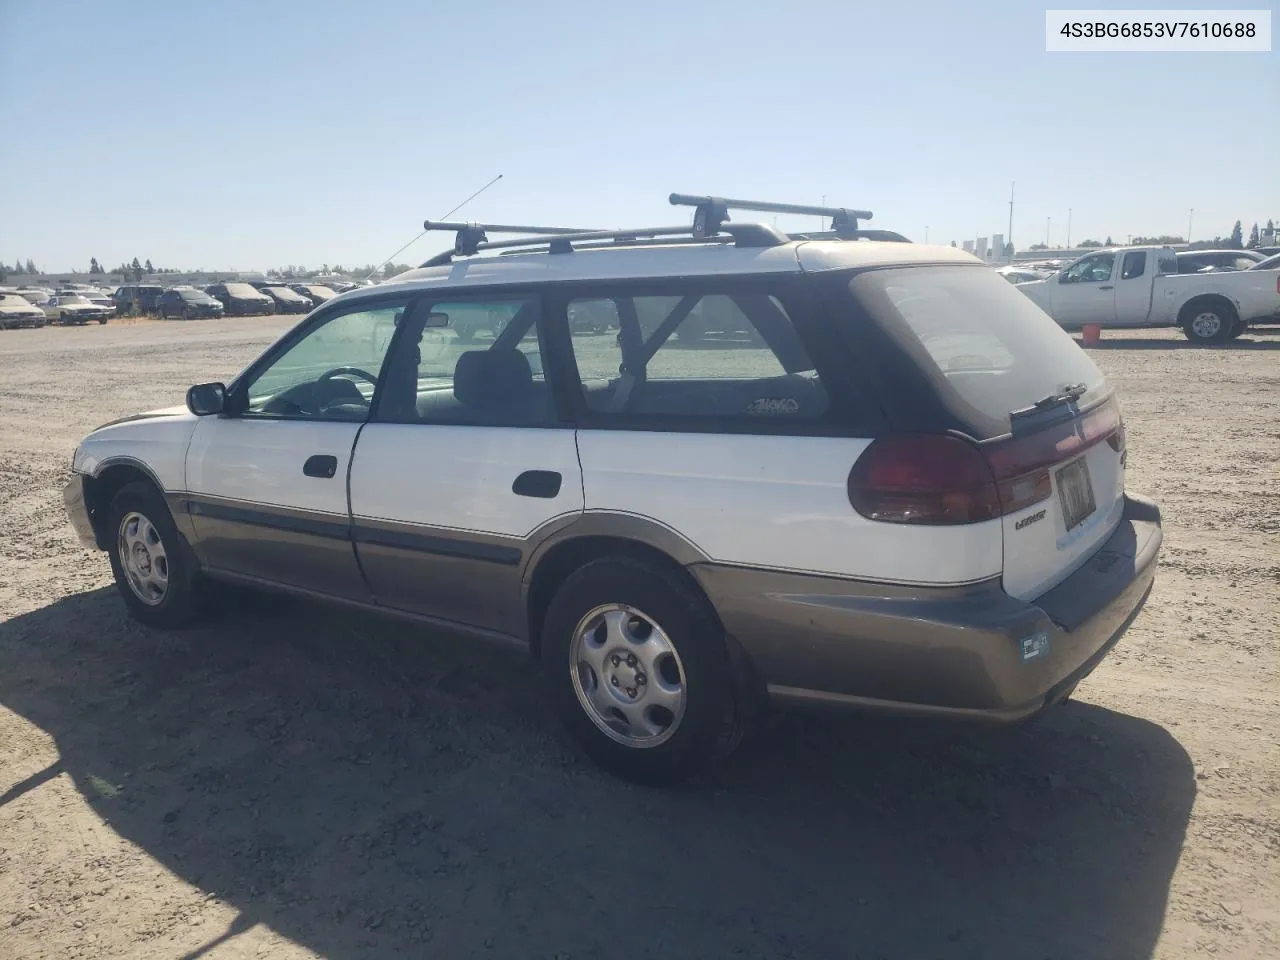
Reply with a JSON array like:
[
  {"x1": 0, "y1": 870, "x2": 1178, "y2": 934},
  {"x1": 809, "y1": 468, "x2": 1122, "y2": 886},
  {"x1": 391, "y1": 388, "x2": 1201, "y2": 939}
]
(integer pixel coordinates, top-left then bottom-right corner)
[
  {"x1": 416, "y1": 192, "x2": 900, "y2": 267},
  {"x1": 669, "y1": 193, "x2": 874, "y2": 239}
]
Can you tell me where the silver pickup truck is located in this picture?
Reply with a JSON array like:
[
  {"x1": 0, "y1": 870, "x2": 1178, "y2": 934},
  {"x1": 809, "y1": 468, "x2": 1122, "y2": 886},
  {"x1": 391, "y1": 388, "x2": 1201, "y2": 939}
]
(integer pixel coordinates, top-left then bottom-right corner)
[{"x1": 1016, "y1": 246, "x2": 1280, "y2": 344}]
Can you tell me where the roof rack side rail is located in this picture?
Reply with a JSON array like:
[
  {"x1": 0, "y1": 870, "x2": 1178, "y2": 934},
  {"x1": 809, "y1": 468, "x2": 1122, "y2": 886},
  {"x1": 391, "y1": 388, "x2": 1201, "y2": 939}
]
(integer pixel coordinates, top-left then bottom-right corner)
[
  {"x1": 422, "y1": 219, "x2": 602, "y2": 257},
  {"x1": 670, "y1": 193, "x2": 874, "y2": 239},
  {"x1": 788, "y1": 229, "x2": 912, "y2": 244},
  {"x1": 475, "y1": 222, "x2": 788, "y2": 255}
]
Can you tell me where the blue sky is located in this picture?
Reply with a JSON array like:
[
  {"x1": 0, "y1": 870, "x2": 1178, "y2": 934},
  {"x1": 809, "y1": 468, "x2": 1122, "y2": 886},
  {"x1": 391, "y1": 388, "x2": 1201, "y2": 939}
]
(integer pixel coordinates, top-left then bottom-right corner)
[{"x1": 2, "y1": 0, "x2": 1276, "y2": 272}]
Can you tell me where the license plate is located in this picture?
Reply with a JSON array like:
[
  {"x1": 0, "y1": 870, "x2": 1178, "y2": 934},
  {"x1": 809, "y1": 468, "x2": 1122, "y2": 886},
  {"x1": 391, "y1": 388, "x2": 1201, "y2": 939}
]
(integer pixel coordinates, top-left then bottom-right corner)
[{"x1": 1056, "y1": 457, "x2": 1096, "y2": 531}]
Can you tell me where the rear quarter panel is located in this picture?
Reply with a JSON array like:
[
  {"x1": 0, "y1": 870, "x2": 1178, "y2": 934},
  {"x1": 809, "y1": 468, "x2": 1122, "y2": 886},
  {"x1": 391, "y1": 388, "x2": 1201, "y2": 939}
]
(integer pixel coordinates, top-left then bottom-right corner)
[
  {"x1": 1154, "y1": 271, "x2": 1280, "y2": 323},
  {"x1": 577, "y1": 431, "x2": 1003, "y2": 586}
]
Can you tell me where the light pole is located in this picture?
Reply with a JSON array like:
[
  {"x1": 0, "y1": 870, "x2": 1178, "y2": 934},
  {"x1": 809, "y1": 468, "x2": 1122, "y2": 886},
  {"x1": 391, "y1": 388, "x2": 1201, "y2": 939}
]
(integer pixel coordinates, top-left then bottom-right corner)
[
  {"x1": 1066, "y1": 208, "x2": 1072, "y2": 249},
  {"x1": 925, "y1": 225, "x2": 930, "y2": 244},
  {"x1": 1007, "y1": 181, "x2": 1015, "y2": 262},
  {"x1": 1046, "y1": 217, "x2": 1051, "y2": 248},
  {"x1": 1187, "y1": 208, "x2": 1194, "y2": 244}
]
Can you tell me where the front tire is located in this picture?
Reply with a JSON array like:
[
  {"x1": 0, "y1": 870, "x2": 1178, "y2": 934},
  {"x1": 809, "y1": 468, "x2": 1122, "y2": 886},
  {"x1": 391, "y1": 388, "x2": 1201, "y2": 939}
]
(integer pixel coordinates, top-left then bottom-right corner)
[
  {"x1": 541, "y1": 557, "x2": 740, "y2": 784},
  {"x1": 106, "y1": 482, "x2": 204, "y2": 629}
]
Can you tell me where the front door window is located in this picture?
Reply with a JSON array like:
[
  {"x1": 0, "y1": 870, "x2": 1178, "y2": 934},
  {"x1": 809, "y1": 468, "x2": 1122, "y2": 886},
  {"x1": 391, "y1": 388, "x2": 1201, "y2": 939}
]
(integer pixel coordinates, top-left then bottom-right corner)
[{"x1": 241, "y1": 301, "x2": 407, "y2": 420}]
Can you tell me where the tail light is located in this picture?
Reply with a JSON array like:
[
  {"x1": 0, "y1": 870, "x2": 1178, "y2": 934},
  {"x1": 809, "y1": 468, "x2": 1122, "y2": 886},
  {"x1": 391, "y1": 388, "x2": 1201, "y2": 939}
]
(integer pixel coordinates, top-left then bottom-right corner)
[
  {"x1": 847, "y1": 435, "x2": 1000, "y2": 524},
  {"x1": 849, "y1": 400, "x2": 1123, "y2": 526}
]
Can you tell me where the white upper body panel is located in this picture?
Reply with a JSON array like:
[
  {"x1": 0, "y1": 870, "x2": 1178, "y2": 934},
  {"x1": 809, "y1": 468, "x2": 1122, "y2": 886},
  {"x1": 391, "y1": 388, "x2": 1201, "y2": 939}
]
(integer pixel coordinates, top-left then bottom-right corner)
[
  {"x1": 72, "y1": 405, "x2": 197, "y2": 491},
  {"x1": 577, "y1": 431, "x2": 1003, "y2": 586}
]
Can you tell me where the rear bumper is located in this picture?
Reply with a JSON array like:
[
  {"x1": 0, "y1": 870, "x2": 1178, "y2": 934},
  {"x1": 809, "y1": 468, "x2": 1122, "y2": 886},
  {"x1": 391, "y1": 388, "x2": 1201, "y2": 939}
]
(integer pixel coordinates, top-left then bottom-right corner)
[
  {"x1": 693, "y1": 494, "x2": 1162, "y2": 722},
  {"x1": 64, "y1": 474, "x2": 100, "y2": 549}
]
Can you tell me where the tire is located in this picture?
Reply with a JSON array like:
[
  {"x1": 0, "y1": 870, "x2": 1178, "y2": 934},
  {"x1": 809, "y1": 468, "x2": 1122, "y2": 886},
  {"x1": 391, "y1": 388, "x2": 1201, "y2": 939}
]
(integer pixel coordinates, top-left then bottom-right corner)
[
  {"x1": 105, "y1": 481, "x2": 204, "y2": 629},
  {"x1": 1181, "y1": 300, "x2": 1238, "y2": 345},
  {"x1": 541, "y1": 556, "x2": 741, "y2": 784},
  {"x1": 97, "y1": 316, "x2": 108, "y2": 324},
  {"x1": 1227, "y1": 317, "x2": 1248, "y2": 340}
]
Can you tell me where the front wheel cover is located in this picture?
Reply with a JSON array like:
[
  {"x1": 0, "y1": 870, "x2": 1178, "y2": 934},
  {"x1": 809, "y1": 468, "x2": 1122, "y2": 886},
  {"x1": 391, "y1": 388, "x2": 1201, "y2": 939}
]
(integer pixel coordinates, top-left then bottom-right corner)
[{"x1": 105, "y1": 482, "x2": 202, "y2": 629}]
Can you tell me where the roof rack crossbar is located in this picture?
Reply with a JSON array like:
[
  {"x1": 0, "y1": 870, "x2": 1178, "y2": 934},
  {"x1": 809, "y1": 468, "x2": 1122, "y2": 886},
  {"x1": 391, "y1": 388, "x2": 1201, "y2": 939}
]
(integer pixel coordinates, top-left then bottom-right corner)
[{"x1": 669, "y1": 192, "x2": 874, "y2": 238}]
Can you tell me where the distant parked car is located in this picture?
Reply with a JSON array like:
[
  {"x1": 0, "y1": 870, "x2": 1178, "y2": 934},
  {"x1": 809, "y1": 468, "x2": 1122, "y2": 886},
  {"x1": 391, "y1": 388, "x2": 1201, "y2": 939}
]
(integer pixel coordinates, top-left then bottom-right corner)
[
  {"x1": 1175, "y1": 250, "x2": 1265, "y2": 274},
  {"x1": 71, "y1": 289, "x2": 116, "y2": 311},
  {"x1": 1248, "y1": 253, "x2": 1280, "y2": 271},
  {"x1": 114, "y1": 285, "x2": 165, "y2": 316},
  {"x1": 157, "y1": 288, "x2": 226, "y2": 320},
  {"x1": 0, "y1": 292, "x2": 47, "y2": 329},
  {"x1": 15, "y1": 287, "x2": 55, "y2": 305},
  {"x1": 258, "y1": 285, "x2": 313, "y2": 314},
  {"x1": 206, "y1": 282, "x2": 274, "y2": 316},
  {"x1": 1254, "y1": 246, "x2": 1280, "y2": 257},
  {"x1": 42, "y1": 293, "x2": 112, "y2": 325},
  {"x1": 289, "y1": 283, "x2": 337, "y2": 307}
]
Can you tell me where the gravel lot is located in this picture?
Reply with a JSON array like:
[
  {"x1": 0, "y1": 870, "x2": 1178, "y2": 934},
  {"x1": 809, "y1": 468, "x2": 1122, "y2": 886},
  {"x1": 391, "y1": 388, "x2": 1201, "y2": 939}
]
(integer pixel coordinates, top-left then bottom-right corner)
[{"x1": 1, "y1": 317, "x2": 1277, "y2": 959}]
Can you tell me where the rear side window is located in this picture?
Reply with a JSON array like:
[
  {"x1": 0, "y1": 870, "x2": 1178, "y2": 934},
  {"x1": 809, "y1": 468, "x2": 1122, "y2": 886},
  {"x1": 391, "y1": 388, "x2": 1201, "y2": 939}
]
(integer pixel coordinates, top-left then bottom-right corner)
[
  {"x1": 849, "y1": 265, "x2": 1106, "y2": 439},
  {"x1": 1157, "y1": 251, "x2": 1178, "y2": 274},
  {"x1": 566, "y1": 284, "x2": 837, "y2": 427},
  {"x1": 1121, "y1": 251, "x2": 1146, "y2": 279}
]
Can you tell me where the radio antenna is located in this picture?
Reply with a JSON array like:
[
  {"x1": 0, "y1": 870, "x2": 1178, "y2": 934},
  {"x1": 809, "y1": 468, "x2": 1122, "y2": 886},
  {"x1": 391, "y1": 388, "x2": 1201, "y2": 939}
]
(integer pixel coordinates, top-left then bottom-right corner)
[{"x1": 366, "y1": 173, "x2": 504, "y2": 281}]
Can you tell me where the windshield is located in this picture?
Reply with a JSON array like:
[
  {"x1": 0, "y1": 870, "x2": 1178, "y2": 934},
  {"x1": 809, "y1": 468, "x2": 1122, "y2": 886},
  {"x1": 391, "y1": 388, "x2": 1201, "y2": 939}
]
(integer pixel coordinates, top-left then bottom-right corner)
[
  {"x1": 264, "y1": 286, "x2": 301, "y2": 299},
  {"x1": 179, "y1": 289, "x2": 212, "y2": 301},
  {"x1": 850, "y1": 265, "x2": 1106, "y2": 439},
  {"x1": 0, "y1": 294, "x2": 33, "y2": 307},
  {"x1": 224, "y1": 283, "x2": 262, "y2": 297},
  {"x1": 58, "y1": 294, "x2": 91, "y2": 305}
]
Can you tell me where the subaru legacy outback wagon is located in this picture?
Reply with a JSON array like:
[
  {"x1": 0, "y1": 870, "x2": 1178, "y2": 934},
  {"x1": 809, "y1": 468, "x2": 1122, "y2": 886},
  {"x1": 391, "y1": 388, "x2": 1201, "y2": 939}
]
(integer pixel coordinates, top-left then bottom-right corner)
[{"x1": 65, "y1": 194, "x2": 1162, "y2": 783}]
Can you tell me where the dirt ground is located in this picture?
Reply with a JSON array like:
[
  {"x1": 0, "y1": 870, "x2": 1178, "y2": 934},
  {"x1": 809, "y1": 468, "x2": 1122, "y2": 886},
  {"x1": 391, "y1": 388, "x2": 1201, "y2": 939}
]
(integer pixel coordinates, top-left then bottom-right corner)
[{"x1": 0, "y1": 317, "x2": 1276, "y2": 959}]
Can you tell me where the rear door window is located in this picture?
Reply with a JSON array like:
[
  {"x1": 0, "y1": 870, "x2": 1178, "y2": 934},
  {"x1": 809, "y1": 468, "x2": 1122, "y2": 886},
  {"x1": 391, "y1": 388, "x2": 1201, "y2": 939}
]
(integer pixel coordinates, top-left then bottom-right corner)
[{"x1": 849, "y1": 265, "x2": 1106, "y2": 439}]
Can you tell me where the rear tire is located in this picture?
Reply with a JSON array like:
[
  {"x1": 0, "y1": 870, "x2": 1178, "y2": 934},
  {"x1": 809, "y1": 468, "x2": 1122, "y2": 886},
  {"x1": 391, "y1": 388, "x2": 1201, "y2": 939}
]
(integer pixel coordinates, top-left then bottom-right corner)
[
  {"x1": 541, "y1": 556, "x2": 742, "y2": 784},
  {"x1": 1181, "y1": 300, "x2": 1238, "y2": 345},
  {"x1": 105, "y1": 482, "x2": 205, "y2": 629},
  {"x1": 1227, "y1": 317, "x2": 1247, "y2": 340}
]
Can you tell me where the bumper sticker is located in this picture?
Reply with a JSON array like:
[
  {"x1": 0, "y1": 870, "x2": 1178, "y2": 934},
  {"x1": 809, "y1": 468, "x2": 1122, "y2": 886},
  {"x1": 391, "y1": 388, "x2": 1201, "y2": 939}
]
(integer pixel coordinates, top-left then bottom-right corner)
[{"x1": 1021, "y1": 631, "x2": 1051, "y2": 662}]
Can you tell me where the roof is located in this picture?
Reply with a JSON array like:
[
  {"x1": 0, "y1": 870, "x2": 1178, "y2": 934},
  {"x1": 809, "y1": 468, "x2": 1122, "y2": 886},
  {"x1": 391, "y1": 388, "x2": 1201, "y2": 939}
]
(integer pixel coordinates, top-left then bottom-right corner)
[{"x1": 354, "y1": 239, "x2": 980, "y2": 305}]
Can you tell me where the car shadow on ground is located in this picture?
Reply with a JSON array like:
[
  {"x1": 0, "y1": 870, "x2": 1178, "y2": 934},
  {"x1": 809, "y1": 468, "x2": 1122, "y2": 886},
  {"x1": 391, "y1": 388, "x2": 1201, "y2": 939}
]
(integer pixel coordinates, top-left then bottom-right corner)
[{"x1": 1, "y1": 587, "x2": 1194, "y2": 959}]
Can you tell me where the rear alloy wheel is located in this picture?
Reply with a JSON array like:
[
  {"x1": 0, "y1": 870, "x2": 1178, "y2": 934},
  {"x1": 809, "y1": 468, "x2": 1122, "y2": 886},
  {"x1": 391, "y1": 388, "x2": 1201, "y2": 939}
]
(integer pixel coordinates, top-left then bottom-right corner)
[
  {"x1": 1182, "y1": 303, "x2": 1236, "y2": 345},
  {"x1": 106, "y1": 481, "x2": 205, "y2": 628},
  {"x1": 542, "y1": 556, "x2": 743, "y2": 784}
]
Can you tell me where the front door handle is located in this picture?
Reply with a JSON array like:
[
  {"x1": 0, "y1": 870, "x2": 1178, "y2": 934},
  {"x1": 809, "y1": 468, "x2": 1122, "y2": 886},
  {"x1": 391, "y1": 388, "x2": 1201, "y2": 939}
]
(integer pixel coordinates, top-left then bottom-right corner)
[
  {"x1": 1098, "y1": 285, "x2": 1114, "y2": 290},
  {"x1": 512, "y1": 470, "x2": 562, "y2": 498},
  {"x1": 303, "y1": 454, "x2": 338, "y2": 479}
]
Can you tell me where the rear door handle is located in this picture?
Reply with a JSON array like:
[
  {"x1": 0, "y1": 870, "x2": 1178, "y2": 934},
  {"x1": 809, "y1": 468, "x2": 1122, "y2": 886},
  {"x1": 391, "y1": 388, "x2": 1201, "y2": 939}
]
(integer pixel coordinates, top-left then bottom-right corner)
[
  {"x1": 512, "y1": 470, "x2": 562, "y2": 498},
  {"x1": 303, "y1": 454, "x2": 338, "y2": 479},
  {"x1": 1098, "y1": 285, "x2": 1114, "y2": 290}
]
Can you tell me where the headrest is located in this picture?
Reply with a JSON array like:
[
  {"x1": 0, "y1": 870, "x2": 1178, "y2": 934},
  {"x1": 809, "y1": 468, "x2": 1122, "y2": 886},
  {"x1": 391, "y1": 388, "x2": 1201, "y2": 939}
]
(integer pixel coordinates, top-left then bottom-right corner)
[{"x1": 454, "y1": 348, "x2": 534, "y2": 411}]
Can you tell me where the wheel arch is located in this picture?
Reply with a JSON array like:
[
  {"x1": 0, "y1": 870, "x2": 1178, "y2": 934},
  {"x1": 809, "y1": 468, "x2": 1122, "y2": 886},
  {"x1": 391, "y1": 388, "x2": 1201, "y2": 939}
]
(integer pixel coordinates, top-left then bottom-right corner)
[
  {"x1": 82, "y1": 459, "x2": 166, "y2": 548},
  {"x1": 1177, "y1": 294, "x2": 1239, "y2": 327}
]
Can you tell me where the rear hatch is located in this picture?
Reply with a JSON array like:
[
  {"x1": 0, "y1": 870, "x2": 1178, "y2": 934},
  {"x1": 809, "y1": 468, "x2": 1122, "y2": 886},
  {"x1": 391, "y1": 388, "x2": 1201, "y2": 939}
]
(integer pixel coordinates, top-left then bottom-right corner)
[{"x1": 847, "y1": 263, "x2": 1126, "y2": 600}]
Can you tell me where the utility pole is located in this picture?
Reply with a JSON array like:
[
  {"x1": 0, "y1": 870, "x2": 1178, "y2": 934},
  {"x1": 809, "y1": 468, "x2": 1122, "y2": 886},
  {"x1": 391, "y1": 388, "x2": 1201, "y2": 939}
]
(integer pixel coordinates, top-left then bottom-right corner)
[
  {"x1": 1007, "y1": 181, "x2": 1015, "y2": 262},
  {"x1": 1046, "y1": 216, "x2": 1051, "y2": 247},
  {"x1": 925, "y1": 225, "x2": 930, "y2": 243},
  {"x1": 1066, "y1": 208, "x2": 1072, "y2": 249},
  {"x1": 820, "y1": 195, "x2": 826, "y2": 233},
  {"x1": 1187, "y1": 208, "x2": 1194, "y2": 244}
]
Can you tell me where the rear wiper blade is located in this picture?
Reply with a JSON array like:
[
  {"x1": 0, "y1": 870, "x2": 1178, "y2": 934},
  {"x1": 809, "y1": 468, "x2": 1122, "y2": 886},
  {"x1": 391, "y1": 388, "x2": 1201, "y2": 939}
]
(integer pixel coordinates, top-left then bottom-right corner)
[{"x1": 1012, "y1": 383, "x2": 1087, "y2": 420}]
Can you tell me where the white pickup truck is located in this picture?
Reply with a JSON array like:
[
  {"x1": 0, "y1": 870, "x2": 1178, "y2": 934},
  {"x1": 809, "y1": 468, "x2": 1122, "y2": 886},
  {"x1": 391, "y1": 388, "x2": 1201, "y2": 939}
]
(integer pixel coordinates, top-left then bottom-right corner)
[{"x1": 1015, "y1": 246, "x2": 1280, "y2": 344}]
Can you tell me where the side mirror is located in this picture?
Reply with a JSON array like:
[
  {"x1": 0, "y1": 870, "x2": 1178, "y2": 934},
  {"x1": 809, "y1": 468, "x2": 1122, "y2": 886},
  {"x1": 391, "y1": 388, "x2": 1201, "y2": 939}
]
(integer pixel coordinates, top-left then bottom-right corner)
[
  {"x1": 186, "y1": 381, "x2": 227, "y2": 416},
  {"x1": 1058, "y1": 272, "x2": 1071, "y2": 283}
]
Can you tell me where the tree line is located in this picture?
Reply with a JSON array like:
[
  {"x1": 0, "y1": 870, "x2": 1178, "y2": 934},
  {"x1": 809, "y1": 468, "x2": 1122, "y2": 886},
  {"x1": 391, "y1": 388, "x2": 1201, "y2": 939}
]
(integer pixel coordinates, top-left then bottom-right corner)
[{"x1": 1070, "y1": 219, "x2": 1276, "y2": 251}]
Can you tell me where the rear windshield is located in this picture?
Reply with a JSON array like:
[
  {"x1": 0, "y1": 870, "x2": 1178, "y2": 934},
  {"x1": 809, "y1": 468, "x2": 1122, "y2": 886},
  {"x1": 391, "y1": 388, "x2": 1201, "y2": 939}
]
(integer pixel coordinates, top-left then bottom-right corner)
[{"x1": 849, "y1": 265, "x2": 1106, "y2": 439}]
